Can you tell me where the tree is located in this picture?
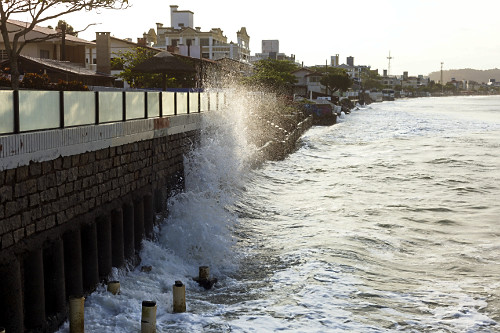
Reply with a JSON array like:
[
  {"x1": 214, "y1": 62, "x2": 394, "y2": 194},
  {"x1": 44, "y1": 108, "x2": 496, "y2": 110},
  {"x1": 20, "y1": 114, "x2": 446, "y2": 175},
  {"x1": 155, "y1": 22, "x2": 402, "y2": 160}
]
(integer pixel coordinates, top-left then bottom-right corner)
[
  {"x1": 243, "y1": 59, "x2": 298, "y2": 94},
  {"x1": 361, "y1": 70, "x2": 383, "y2": 90},
  {"x1": 111, "y1": 47, "x2": 195, "y2": 89},
  {"x1": 319, "y1": 67, "x2": 352, "y2": 94},
  {"x1": 0, "y1": 0, "x2": 128, "y2": 90},
  {"x1": 112, "y1": 47, "x2": 167, "y2": 89},
  {"x1": 55, "y1": 20, "x2": 78, "y2": 36}
]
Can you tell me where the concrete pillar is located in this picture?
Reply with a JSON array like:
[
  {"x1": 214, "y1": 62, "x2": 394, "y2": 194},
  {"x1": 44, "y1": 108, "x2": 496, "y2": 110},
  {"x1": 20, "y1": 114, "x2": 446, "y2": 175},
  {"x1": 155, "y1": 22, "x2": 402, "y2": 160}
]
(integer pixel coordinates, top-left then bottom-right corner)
[
  {"x1": 154, "y1": 189, "x2": 162, "y2": 215},
  {"x1": 123, "y1": 203, "x2": 135, "y2": 260},
  {"x1": 44, "y1": 239, "x2": 66, "y2": 320},
  {"x1": 144, "y1": 194, "x2": 154, "y2": 239},
  {"x1": 64, "y1": 229, "x2": 83, "y2": 298},
  {"x1": 111, "y1": 208, "x2": 125, "y2": 268},
  {"x1": 81, "y1": 223, "x2": 99, "y2": 291},
  {"x1": 23, "y1": 249, "x2": 46, "y2": 330},
  {"x1": 96, "y1": 215, "x2": 112, "y2": 280},
  {"x1": 134, "y1": 199, "x2": 145, "y2": 252},
  {"x1": 0, "y1": 259, "x2": 24, "y2": 332}
]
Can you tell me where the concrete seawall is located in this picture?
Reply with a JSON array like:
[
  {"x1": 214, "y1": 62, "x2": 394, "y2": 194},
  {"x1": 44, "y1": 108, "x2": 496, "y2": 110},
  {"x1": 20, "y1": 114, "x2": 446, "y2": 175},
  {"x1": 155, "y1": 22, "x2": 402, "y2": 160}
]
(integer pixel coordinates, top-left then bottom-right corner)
[
  {"x1": 0, "y1": 114, "x2": 201, "y2": 332},
  {"x1": 0, "y1": 107, "x2": 312, "y2": 332}
]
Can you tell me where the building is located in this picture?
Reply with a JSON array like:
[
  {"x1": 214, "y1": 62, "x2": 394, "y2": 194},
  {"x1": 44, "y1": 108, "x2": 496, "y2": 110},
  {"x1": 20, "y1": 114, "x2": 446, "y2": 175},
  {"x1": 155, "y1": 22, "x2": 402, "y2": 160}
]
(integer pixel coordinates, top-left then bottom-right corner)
[
  {"x1": 401, "y1": 74, "x2": 429, "y2": 89},
  {"x1": 331, "y1": 55, "x2": 371, "y2": 86},
  {"x1": 292, "y1": 68, "x2": 329, "y2": 98},
  {"x1": 153, "y1": 5, "x2": 250, "y2": 62},
  {"x1": 1, "y1": 19, "x2": 114, "y2": 86},
  {"x1": 1, "y1": 19, "x2": 94, "y2": 65},
  {"x1": 262, "y1": 40, "x2": 279, "y2": 54},
  {"x1": 331, "y1": 54, "x2": 339, "y2": 66},
  {"x1": 346, "y1": 56, "x2": 354, "y2": 67},
  {"x1": 251, "y1": 39, "x2": 295, "y2": 63},
  {"x1": 487, "y1": 79, "x2": 500, "y2": 87},
  {"x1": 381, "y1": 75, "x2": 401, "y2": 89},
  {"x1": 85, "y1": 33, "x2": 162, "y2": 74}
]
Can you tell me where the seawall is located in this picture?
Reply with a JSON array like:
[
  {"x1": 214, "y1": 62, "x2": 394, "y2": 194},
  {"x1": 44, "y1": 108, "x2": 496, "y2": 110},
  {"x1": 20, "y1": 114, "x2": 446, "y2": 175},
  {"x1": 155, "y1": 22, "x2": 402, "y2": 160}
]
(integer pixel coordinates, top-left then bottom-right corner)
[
  {"x1": 0, "y1": 114, "x2": 201, "y2": 332},
  {"x1": 0, "y1": 91, "x2": 312, "y2": 332}
]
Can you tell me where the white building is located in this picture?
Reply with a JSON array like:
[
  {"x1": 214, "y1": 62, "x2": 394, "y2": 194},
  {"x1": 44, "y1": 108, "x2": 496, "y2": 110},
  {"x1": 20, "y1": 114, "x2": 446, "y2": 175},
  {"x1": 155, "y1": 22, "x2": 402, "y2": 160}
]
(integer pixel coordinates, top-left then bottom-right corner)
[{"x1": 153, "y1": 5, "x2": 250, "y2": 62}]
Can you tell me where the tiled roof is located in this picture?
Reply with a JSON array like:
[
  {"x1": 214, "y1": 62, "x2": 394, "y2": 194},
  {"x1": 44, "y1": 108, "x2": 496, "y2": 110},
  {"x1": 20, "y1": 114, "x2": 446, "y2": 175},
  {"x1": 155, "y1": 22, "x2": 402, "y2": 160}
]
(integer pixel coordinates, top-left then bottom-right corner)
[
  {"x1": 7, "y1": 19, "x2": 94, "y2": 45},
  {"x1": 17, "y1": 55, "x2": 110, "y2": 77}
]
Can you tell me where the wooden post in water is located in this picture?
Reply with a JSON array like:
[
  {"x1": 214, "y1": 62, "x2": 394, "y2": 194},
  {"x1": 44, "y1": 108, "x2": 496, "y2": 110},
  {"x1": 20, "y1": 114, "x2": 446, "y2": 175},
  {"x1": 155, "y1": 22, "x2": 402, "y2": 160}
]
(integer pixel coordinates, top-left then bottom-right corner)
[
  {"x1": 141, "y1": 301, "x2": 157, "y2": 333},
  {"x1": 69, "y1": 296, "x2": 85, "y2": 333},
  {"x1": 107, "y1": 281, "x2": 120, "y2": 295},
  {"x1": 172, "y1": 281, "x2": 186, "y2": 313}
]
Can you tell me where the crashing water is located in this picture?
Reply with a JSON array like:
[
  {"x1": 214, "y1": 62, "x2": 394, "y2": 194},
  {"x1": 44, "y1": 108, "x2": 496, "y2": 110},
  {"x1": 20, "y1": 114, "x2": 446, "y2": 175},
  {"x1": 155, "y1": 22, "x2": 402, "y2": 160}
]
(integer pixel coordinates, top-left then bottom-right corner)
[{"x1": 58, "y1": 95, "x2": 500, "y2": 332}]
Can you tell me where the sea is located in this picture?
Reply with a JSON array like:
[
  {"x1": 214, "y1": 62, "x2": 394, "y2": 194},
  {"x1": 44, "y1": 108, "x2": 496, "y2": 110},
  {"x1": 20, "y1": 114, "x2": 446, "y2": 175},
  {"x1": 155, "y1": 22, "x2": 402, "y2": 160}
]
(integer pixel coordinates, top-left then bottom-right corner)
[{"x1": 58, "y1": 95, "x2": 500, "y2": 332}]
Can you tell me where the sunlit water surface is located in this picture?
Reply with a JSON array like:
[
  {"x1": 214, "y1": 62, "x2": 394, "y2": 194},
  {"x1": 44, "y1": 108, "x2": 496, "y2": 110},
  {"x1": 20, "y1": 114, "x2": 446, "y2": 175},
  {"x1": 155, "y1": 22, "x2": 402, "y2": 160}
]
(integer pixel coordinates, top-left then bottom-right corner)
[{"x1": 58, "y1": 95, "x2": 500, "y2": 332}]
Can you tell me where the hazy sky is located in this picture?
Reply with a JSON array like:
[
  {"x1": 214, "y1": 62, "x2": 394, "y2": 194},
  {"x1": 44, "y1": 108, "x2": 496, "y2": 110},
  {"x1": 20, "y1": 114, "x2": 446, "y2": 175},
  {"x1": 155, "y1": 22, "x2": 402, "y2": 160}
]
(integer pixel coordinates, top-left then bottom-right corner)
[{"x1": 28, "y1": 0, "x2": 500, "y2": 76}]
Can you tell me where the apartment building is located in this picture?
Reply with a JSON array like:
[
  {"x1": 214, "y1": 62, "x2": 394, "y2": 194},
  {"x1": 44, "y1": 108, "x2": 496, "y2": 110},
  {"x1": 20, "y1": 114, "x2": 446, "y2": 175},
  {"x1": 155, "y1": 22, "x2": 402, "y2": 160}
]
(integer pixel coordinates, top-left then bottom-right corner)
[{"x1": 154, "y1": 5, "x2": 250, "y2": 62}]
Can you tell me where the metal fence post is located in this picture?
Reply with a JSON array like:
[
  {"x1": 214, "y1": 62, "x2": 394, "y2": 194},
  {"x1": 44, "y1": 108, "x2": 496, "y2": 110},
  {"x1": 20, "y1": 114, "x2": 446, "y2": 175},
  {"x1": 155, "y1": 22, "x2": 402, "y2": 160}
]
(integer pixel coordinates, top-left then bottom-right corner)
[
  {"x1": 174, "y1": 92, "x2": 177, "y2": 116},
  {"x1": 95, "y1": 91, "x2": 100, "y2": 125},
  {"x1": 13, "y1": 90, "x2": 20, "y2": 133},
  {"x1": 59, "y1": 90, "x2": 65, "y2": 129},
  {"x1": 159, "y1": 92, "x2": 163, "y2": 117},
  {"x1": 122, "y1": 91, "x2": 127, "y2": 121}
]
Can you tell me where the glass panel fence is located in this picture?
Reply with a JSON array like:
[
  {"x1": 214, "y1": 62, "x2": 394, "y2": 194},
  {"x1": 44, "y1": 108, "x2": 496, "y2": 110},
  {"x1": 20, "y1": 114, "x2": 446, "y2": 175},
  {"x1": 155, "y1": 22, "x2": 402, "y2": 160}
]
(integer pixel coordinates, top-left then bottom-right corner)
[
  {"x1": 147, "y1": 92, "x2": 160, "y2": 118},
  {"x1": 200, "y1": 92, "x2": 209, "y2": 112},
  {"x1": 64, "y1": 91, "x2": 95, "y2": 127},
  {"x1": 19, "y1": 91, "x2": 59, "y2": 132},
  {"x1": 217, "y1": 92, "x2": 225, "y2": 110},
  {"x1": 126, "y1": 91, "x2": 145, "y2": 120},
  {"x1": 0, "y1": 91, "x2": 13, "y2": 134},
  {"x1": 209, "y1": 92, "x2": 218, "y2": 111},
  {"x1": 162, "y1": 92, "x2": 175, "y2": 116},
  {"x1": 176, "y1": 92, "x2": 188, "y2": 114},
  {"x1": 99, "y1": 92, "x2": 122, "y2": 123},
  {"x1": 189, "y1": 92, "x2": 199, "y2": 113}
]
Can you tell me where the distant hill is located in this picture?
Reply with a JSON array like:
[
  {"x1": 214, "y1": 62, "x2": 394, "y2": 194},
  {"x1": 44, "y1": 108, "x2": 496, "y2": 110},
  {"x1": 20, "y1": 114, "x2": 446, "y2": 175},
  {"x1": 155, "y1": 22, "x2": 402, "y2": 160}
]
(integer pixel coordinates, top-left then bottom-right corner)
[{"x1": 428, "y1": 68, "x2": 500, "y2": 84}]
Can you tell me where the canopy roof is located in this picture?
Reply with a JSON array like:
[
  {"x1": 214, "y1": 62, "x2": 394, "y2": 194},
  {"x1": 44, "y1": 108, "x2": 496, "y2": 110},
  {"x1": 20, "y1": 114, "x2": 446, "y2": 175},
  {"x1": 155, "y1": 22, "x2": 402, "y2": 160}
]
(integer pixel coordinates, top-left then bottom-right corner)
[{"x1": 132, "y1": 51, "x2": 196, "y2": 74}]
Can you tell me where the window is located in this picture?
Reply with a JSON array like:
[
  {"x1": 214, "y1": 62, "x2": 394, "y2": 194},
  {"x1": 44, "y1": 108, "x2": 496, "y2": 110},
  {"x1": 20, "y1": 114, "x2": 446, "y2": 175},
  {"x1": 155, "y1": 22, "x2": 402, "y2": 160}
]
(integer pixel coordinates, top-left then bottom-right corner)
[
  {"x1": 202, "y1": 53, "x2": 209, "y2": 58},
  {"x1": 200, "y1": 38, "x2": 209, "y2": 46},
  {"x1": 40, "y1": 49, "x2": 50, "y2": 59},
  {"x1": 0, "y1": 49, "x2": 7, "y2": 61}
]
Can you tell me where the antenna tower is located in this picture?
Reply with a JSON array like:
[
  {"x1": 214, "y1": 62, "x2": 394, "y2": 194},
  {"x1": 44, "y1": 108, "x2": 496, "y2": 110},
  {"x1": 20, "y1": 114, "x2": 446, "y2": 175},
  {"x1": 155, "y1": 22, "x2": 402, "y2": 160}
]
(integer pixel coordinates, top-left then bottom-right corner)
[{"x1": 387, "y1": 51, "x2": 393, "y2": 76}]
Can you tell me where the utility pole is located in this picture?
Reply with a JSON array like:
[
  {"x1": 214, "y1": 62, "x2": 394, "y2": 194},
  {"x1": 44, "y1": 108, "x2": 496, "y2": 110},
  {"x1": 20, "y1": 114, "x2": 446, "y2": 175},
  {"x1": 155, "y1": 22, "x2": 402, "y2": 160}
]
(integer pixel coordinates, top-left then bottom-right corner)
[
  {"x1": 387, "y1": 51, "x2": 393, "y2": 76},
  {"x1": 441, "y1": 62, "x2": 444, "y2": 94}
]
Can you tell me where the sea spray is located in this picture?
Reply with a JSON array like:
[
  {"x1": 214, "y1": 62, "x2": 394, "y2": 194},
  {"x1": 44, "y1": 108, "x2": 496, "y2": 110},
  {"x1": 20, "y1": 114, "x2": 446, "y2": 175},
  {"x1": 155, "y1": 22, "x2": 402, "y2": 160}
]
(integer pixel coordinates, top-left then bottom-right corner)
[
  {"x1": 57, "y1": 85, "x2": 300, "y2": 332},
  {"x1": 158, "y1": 88, "x2": 261, "y2": 275}
]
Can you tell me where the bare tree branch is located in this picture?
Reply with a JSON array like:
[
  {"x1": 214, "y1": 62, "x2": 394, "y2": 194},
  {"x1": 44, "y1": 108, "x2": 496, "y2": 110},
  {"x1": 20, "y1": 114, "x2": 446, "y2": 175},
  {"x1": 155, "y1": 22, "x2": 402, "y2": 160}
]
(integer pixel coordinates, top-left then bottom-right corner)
[{"x1": 0, "y1": 0, "x2": 129, "y2": 89}]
